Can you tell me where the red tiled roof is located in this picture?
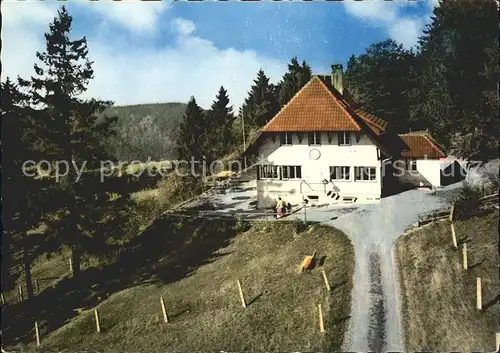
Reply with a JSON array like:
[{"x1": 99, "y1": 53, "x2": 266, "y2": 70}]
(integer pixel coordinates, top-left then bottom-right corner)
[
  {"x1": 262, "y1": 77, "x2": 361, "y2": 132},
  {"x1": 316, "y1": 76, "x2": 389, "y2": 132},
  {"x1": 399, "y1": 132, "x2": 446, "y2": 159},
  {"x1": 354, "y1": 108, "x2": 388, "y2": 131}
]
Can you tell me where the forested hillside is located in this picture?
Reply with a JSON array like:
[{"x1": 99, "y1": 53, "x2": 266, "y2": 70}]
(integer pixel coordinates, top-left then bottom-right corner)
[
  {"x1": 345, "y1": 0, "x2": 499, "y2": 161},
  {"x1": 104, "y1": 103, "x2": 187, "y2": 161}
]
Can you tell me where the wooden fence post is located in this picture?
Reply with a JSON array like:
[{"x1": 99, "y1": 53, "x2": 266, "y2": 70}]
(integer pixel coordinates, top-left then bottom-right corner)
[
  {"x1": 450, "y1": 223, "x2": 458, "y2": 249},
  {"x1": 449, "y1": 204, "x2": 454, "y2": 221},
  {"x1": 1, "y1": 292, "x2": 5, "y2": 305},
  {"x1": 69, "y1": 258, "x2": 73, "y2": 274},
  {"x1": 94, "y1": 309, "x2": 101, "y2": 333},
  {"x1": 476, "y1": 277, "x2": 482, "y2": 310},
  {"x1": 462, "y1": 243, "x2": 468, "y2": 270},
  {"x1": 18, "y1": 285, "x2": 23, "y2": 302},
  {"x1": 496, "y1": 332, "x2": 500, "y2": 352},
  {"x1": 160, "y1": 296, "x2": 169, "y2": 323},
  {"x1": 34, "y1": 321, "x2": 40, "y2": 347},
  {"x1": 318, "y1": 304, "x2": 325, "y2": 333},
  {"x1": 34, "y1": 278, "x2": 40, "y2": 293},
  {"x1": 321, "y1": 270, "x2": 331, "y2": 292},
  {"x1": 237, "y1": 280, "x2": 247, "y2": 308}
]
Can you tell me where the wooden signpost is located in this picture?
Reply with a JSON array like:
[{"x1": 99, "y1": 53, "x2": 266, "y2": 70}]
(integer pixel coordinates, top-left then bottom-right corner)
[
  {"x1": 237, "y1": 280, "x2": 247, "y2": 308},
  {"x1": 462, "y1": 243, "x2": 468, "y2": 270},
  {"x1": 318, "y1": 304, "x2": 325, "y2": 333},
  {"x1": 476, "y1": 277, "x2": 482, "y2": 310},
  {"x1": 160, "y1": 296, "x2": 170, "y2": 323},
  {"x1": 450, "y1": 223, "x2": 458, "y2": 249},
  {"x1": 34, "y1": 321, "x2": 40, "y2": 347},
  {"x1": 94, "y1": 309, "x2": 101, "y2": 333},
  {"x1": 321, "y1": 270, "x2": 331, "y2": 291}
]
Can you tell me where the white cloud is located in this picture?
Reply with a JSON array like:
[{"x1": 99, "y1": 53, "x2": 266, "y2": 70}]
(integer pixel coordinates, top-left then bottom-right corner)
[
  {"x1": 388, "y1": 17, "x2": 425, "y2": 49},
  {"x1": 85, "y1": 23, "x2": 285, "y2": 109},
  {"x1": 1, "y1": 1, "x2": 58, "y2": 27},
  {"x1": 78, "y1": 0, "x2": 169, "y2": 33},
  {"x1": 1, "y1": 2, "x2": 285, "y2": 110},
  {"x1": 1, "y1": 2, "x2": 59, "y2": 83},
  {"x1": 343, "y1": 0, "x2": 399, "y2": 23},
  {"x1": 343, "y1": 0, "x2": 436, "y2": 49},
  {"x1": 172, "y1": 18, "x2": 196, "y2": 37}
]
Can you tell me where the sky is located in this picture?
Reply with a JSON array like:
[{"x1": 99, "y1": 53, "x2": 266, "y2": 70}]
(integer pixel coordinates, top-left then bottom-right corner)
[{"x1": 2, "y1": 0, "x2": 439, "y2": 110}]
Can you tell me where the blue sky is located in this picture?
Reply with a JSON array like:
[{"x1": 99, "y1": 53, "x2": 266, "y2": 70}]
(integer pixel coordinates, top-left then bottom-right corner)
[{"x1": 2, "y1": 0, "x2": 437, "y2": 109}]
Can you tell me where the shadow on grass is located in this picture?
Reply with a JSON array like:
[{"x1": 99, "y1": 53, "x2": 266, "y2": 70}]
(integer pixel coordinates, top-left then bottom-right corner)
[
  {"x1": 469, "y1": 258, "x2": 487, "y2": 270},
  {"x1": 247, "y1": 292, "x2": 263, "y2": 306},
  {"x1": 2, "y1": 215, "x2": 247, "y2": 347},
  {"x1": 330, "y1": 279, "x2": 348, "y2": 292},
  {"x1": 483, "y1": 293, "x2": 500, "y2": 311},
  {"x1": 331, "y1": 315, "x2": 351, "y2": 326},
  {"x1": 171, "y1": 305, "x2": 191, "y2": 318}
]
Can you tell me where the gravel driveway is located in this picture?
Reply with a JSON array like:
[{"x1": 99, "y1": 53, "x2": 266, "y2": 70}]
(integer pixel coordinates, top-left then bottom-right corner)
[{"x1": 326, "y1": 189, "x2": 449, "y2": 351}]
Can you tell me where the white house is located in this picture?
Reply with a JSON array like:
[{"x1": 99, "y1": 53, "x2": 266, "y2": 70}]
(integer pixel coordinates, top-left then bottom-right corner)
[{"x1": 244, "y1": 65, "x2": 449, "y2": 208}]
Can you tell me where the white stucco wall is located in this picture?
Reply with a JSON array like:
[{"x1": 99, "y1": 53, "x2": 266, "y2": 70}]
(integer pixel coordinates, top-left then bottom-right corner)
[
  {"x1": 255, "y1": 132, "x2": 382, "y2": 207},
  {"x1": 416, "y1": 159, "x2": 441, "y2": 187}
]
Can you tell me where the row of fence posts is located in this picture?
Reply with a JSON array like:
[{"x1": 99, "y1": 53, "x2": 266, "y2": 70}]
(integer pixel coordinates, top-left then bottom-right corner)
[
  {"x1": 23, "y1": 272, "x2": 333, "y2": 347},
  {"x1": 449, "y1": 203, "x2": 499, "y2": 350},
  {"x1": 6, "y1": 258, "x2": 75, "y2": 304}
]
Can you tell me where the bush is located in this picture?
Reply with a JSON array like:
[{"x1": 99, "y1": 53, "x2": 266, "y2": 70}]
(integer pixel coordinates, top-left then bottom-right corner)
[
  {"x1": 291, "y1": 217, "x2": 307, "y2": 235},
  {"x1": 157, "y1": 170, "x2": 203, "y2": 209},
  {"x1": 454, "y1": 182, "x2": 482, "y2": 220},
  {"x1": 485, "y1": 170, "x2": 499, "y2": 193}
]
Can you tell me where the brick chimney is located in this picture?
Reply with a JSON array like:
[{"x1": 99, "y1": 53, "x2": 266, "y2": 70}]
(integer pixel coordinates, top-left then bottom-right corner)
[{"x1": 331, "y1": 64, "x2": 344, "y2": 95}]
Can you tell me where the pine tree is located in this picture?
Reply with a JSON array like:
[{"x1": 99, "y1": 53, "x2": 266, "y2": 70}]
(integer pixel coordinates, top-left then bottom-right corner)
[
  {"x1": 278, "y1": 57, "x2": 312, "y2": 107},
  {"x1": 206, "y1": 86, "x2": 234, "y2": 160},
  {"x1": 345, "y1": 40, "x2": 417, "y2": 133},
  {"x1": 240, "y1": 69, "x2": 279, "y2": 128},
  {"x1": 1, "y1": 78, "x2": 57, "y2": 301},
  {"x1": 414, "y1": 0, "x2": 499, "y2": 160},
  {"x1": 176, "y1": 96, "x2": 205, "y2": 164},
  {"x1": 18, "y1": 6, "x2": 126, "y2": 280}
]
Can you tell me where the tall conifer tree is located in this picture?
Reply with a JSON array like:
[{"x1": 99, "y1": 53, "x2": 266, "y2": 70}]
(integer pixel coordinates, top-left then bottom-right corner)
[{"x1": 18, "y1": 6, "x2": 127, "y2": 280}]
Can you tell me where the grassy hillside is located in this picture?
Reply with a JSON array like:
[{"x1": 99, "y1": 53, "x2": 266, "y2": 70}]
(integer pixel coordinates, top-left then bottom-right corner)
[
  {"x1": 396, "y1": 209, "x2": 499, "y2": 351},
  {"x1": 3, "y1": 219, "x2": 354, "y2": 352},
  {"x1": 103, "y1": 102, "x2": 187, "y2": 161}
]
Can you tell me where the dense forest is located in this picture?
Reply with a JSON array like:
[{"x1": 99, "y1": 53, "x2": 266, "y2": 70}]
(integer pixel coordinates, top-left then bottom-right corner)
[{"x1": 103, "y1": 103, "x2": 187, "y2": 161}]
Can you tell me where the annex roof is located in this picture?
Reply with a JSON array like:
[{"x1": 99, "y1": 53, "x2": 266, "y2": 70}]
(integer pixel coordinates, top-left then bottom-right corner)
[{"x1": 398, "y1": 132, "x2": 446, "y2": 159}]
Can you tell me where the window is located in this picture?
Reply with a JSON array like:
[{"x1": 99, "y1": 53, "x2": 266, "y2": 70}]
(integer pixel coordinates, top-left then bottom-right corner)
[
  {"x1": 330, "y1": 166, "x2": 351, "y2": 181},
  {"x1": 338, "y1": 132, "x2": 351, "y2": 146},
  {"x1": 407, "y1": 158, "x2": 417, "y2": 171},
  {"x1": 354, "y1": 167, "x2": 376, "y2": 181},
  {"x1": 308, "y1": 132, "x2": 321, "y2": 145},
  {"x1": 280, "y1": 132, "x2": 292, "y2": 146},
  {"x1": 281, "y1": 165, "x2": 302, "y2": 179},
  {"x1": 258, "y1": 165, "x2": 279, "y2": 179}
]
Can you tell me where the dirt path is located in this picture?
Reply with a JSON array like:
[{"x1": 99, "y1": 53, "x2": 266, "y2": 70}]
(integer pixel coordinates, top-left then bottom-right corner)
[{"x1": 326, "y1": 189, "x2": 448, "y2": 351}]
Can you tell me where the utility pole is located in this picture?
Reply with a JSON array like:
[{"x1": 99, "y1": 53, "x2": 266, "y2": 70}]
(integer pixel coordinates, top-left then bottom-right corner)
[{"x1": 242, "y1": 113, "x2": 247, "y2": 170}]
